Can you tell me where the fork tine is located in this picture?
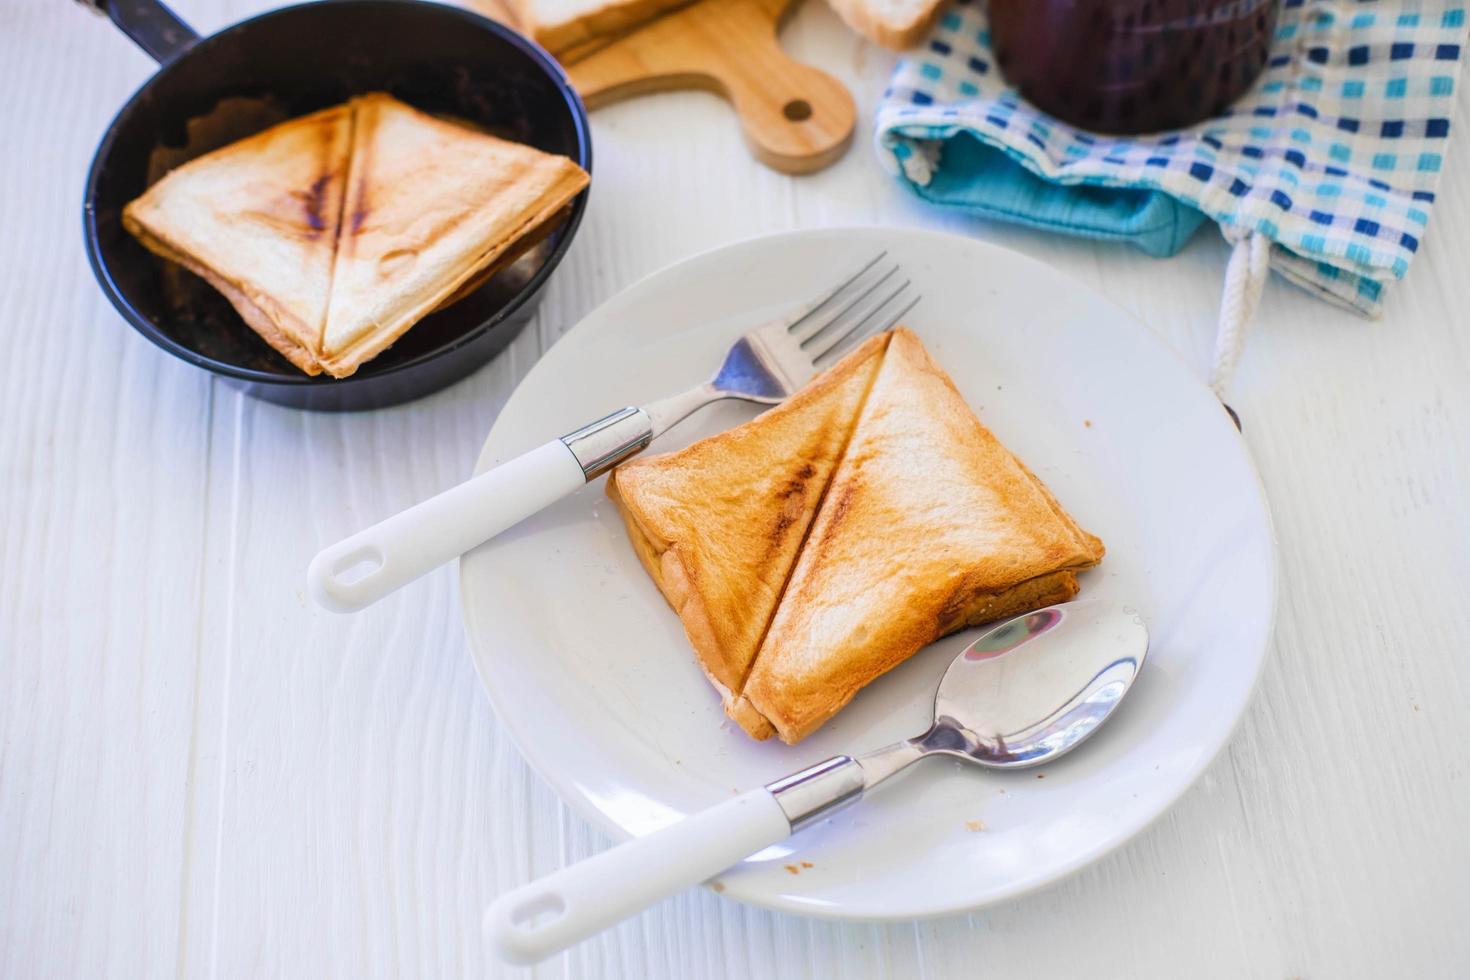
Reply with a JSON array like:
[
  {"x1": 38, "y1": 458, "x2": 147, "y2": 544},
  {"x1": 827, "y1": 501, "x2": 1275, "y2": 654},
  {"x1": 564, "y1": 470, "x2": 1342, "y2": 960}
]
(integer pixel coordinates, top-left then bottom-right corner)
[
  {"x1": 783, "y1": 252, "x2": 888, "y2": 335},
  {"x1": 809, "y1": 280, "x2": 918, "y2": 363},
  {"x1": 793, "y1": 263, "x2": 901, "y2": 343},
  {"x1": 811, "y1": 290, "x2": 921, "y2": 368},
  {"x1": 866, "y1": 292, "x2": 923, "y2": 343}
]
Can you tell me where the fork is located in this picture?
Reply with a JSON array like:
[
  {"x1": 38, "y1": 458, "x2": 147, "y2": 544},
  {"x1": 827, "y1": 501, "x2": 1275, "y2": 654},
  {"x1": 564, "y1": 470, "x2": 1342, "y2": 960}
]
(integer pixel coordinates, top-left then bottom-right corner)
[{"x1": 307, "y1": 254, "x2": 920, "y2": 613}]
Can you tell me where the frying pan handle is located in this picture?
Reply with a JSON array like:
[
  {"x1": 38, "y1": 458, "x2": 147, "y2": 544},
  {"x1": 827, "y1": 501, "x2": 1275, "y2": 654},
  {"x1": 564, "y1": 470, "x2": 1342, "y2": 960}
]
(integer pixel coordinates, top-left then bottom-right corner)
[{"x1": 80, "y1": 0, "x2": 198, "y2": 65}]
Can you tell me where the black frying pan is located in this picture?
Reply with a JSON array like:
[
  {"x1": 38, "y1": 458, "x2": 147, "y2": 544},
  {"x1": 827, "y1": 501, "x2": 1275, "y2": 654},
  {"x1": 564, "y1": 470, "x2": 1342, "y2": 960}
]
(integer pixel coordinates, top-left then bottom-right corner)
[{"x1": 82, "y1": 0, "x2": 592, "y2": 411}]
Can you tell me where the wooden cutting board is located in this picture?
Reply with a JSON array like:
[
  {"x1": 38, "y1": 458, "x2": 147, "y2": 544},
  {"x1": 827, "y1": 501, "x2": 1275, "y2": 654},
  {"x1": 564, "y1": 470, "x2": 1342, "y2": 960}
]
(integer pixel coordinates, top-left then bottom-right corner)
[{"x1": 475, "y1": 0, "x2": 856, "y2": 174}]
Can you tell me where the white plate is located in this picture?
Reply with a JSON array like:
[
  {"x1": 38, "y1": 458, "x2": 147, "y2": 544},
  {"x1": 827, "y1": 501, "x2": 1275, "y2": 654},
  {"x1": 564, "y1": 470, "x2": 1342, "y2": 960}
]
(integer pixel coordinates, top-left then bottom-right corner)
[{"x1": 461, "y1": 227, "x2": 1275, "y2": 920}]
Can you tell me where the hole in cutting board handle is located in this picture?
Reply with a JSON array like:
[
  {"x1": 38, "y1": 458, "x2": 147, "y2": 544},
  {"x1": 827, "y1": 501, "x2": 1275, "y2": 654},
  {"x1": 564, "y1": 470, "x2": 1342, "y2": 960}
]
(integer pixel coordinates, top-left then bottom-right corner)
[{"x1": 783, "y1": 99, "x2": 812, "y2": 122}]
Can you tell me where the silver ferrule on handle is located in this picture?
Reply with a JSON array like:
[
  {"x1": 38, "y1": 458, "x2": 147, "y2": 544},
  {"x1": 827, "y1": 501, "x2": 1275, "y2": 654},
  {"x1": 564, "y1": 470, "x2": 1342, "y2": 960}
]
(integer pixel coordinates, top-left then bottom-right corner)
[
  {"x1": 560, "y1": 408, "x2": 654, "y2": 480},
  {"x1": 765, "y1": 756, "x2": 866, "y2": 832},
  {"x1": 766, "y1": 737, "x2": 935, "y2": 833}
]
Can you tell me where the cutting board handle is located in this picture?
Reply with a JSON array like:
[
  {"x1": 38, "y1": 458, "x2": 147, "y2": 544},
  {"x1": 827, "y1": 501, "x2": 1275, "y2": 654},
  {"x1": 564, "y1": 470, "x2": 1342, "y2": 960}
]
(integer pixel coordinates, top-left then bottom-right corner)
[{"x1": 567, "y1": 0, "x2": 856, "y2": 174}]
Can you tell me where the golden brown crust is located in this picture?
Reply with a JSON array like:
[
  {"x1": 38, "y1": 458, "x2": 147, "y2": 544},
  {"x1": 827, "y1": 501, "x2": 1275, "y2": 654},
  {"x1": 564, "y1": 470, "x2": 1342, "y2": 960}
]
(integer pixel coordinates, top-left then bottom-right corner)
[
  {"x1": 606, "y1": 475, "x2": 791, "y2": 742},
  {"x1": 950, "y1": 570, "x2": 1081, "y2": 633},
  {"x1": 607, "y1": 474, "x2": 739, "y2": 708},
  {"x1": 318, "y1": 94, "x2": 589, "y2": 378},
  {"x1": 750, "y1": 570, "x2": 1081, "y2": 744},
  {"x1": 741, "y1": 327, "x2": 1104, "y2": 743},
  {"x1": 606, "y1": 333, "x2": 889, "y2": 726},
  {"x1": 725, "y1": 695, "x2": 777, "y2": 740},
  {"x1": 189, "y1": 266, "x2": 324, "y2": 376},
  {"x1": 121, "y1": 104, "x2": 353, "y2": 372},
  {"x1": 121, "y1": 226, "x2": 324, "y2": 376},
  {"x1": 430, "y1": 203, "x2": 572, "y2": 312}
]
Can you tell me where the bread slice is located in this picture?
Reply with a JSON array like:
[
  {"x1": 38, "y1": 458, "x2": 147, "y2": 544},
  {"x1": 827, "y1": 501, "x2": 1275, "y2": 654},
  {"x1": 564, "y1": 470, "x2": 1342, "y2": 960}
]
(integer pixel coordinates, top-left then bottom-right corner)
[
  {"x1": 508, "y1": 0, "x2": 694, "y2": 54},
  {"x1": 318, "y1": 94, "x2": 589, "y2": 378},
  {"x1": 606, "y1": 332, "x2": 890, "y2": 736},
  {"x1": 741, "y1": 327, "x2": 1104, "y2": 743},
  {"x1": 822, "y1": 0, "x2": 948, "y2": 49},
  {"x1": 122, "y1": 104, "x2": 355, "y2": 375}
]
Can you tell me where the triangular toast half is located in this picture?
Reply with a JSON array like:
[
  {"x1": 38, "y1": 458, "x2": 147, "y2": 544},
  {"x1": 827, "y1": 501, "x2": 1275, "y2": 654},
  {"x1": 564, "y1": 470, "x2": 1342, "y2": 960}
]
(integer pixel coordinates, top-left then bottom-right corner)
[
  {"x1": 742, "y1": 327, "x2": 1105, "y2": 743},
  {"x1": 318, "y1": 94, "x2": 589, "y2": 378},
  {"x1": 122, "y1": 104, "x2": 354, "y2": 375},
  {"x1": 606, "y1": 332, "x2": 890, "y2": 736}
]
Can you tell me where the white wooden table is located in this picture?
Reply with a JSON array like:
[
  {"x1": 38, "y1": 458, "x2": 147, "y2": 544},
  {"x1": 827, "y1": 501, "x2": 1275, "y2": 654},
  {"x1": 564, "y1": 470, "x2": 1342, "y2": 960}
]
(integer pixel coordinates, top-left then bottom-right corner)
[{"x1": 4, "y1": 0, "x2": 1468, "y2": 975}]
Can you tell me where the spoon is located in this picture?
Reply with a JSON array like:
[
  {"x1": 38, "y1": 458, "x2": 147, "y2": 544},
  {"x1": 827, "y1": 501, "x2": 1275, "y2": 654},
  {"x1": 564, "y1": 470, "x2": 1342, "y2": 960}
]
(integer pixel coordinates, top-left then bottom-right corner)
[{"x1": 485, "y1": 599, "x2": 1149, "y2": 964}]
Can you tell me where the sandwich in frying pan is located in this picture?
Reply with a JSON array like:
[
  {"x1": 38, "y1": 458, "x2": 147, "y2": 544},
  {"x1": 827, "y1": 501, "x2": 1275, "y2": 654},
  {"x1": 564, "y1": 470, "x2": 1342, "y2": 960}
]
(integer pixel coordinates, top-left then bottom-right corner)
[{"x1": 123, "y1": 93, "x2": 589, "y2": 378}]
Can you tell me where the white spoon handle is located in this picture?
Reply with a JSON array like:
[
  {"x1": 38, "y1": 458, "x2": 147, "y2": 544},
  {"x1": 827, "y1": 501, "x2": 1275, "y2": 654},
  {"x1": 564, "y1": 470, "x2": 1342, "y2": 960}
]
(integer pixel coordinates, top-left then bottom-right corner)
[
  {"x1": 485, "y1": 789, "x2": 791, "y2": 965},
  {"x1": 307, "y1": 440, "x2": 585, "y2": 613}
]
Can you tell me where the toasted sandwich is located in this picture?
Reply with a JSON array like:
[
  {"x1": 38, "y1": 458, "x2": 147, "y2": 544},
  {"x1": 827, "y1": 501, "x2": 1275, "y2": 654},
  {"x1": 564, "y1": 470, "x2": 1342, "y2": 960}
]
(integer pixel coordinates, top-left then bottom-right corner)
[
  {"x1": 741, "y1": 328, "x2": 1105, "y2": 742},
  {"x1": 124, "y1": 94, "x2": 589, "y2": 379},
  {"x1": 606, "y1": 332, "x2": 890, "y2": 737},
  {"x1": 318, "y1": 94, "x2": 589, "y2": 378},
  {"x1": 122, "y1": 104, "x2": 354, "y2": 375}
]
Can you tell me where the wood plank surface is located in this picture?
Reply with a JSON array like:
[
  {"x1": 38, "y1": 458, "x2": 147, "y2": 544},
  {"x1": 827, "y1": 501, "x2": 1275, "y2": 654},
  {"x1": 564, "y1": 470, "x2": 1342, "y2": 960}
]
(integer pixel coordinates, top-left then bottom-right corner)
[{"x1": 1, "y1": 0, "x2": 1467, "y2": 976}]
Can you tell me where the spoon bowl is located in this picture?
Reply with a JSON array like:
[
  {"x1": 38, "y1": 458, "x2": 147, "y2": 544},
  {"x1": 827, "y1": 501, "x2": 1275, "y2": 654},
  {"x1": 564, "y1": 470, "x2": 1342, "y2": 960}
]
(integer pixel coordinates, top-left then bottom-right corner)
[{"x1": 931, "y1": 601, "x2": 1150, "y2": 768}]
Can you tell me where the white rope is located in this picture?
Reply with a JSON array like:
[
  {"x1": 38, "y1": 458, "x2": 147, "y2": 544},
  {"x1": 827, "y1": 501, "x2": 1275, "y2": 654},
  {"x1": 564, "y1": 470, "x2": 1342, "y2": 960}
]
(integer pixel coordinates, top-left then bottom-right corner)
[{"x1": 1210, "y1": 229, "x2": 1271, "y2": 398}]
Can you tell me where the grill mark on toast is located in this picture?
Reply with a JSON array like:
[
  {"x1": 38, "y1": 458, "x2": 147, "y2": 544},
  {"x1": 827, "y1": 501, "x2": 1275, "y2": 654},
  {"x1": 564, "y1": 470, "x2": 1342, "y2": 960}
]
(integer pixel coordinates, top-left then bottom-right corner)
[
  {"x1": 815, "y1": 480, "x2": 856, "y2": 547},
  {"x1": 778, "y1": 464, "x2": 817, "y2": 496},
  {"x1": 316, "y1": 100, "x2": 358, "y2": 353},
  {"x1": 298, "y1": 111, "x2": 344, "y2": 235},
  {"x1": 761, "y1": 463, "x2": 818, "y2": 562},
  {"x1": 731, "y1": 335, "x2": 893, "y2": 709},
  {"x1": 248, "y1": 113, "x2": 343, "y2": 240},
  {"x1": 341, "y1": 97, "x2": 374, "y2": 250},
  {"x1": 300, "y1": 174, "x2": 332, "y2": 233}
]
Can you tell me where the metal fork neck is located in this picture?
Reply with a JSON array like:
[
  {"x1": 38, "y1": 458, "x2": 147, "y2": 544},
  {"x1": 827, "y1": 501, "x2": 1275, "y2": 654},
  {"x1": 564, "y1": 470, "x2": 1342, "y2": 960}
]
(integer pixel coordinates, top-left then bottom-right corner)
[{"x1": 642, "y1": 383, "x2": 729, "y2": 439}]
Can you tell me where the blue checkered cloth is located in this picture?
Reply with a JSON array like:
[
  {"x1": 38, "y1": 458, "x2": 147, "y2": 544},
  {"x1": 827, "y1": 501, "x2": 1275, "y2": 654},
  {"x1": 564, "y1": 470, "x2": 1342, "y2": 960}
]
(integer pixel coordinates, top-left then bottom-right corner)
[{"x1": 876, "y1": 0, "x2": 1466, "y2": 316}]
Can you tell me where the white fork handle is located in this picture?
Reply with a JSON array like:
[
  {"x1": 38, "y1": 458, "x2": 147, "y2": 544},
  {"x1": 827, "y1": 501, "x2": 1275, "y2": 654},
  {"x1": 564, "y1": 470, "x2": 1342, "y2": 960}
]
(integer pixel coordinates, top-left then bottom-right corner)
[
  {"x1": 485, "y1": 789, "x2": 791, "y2": 965},
  {"x1": 307, "y1": 440, "x2": 585, "y2": 613}
]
